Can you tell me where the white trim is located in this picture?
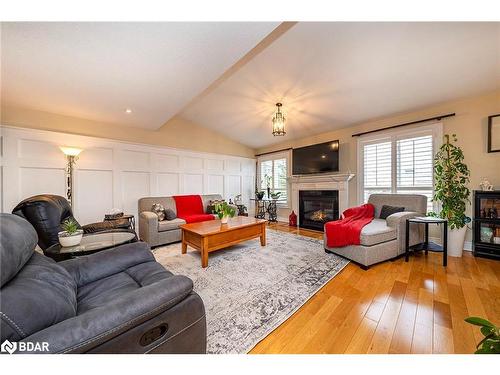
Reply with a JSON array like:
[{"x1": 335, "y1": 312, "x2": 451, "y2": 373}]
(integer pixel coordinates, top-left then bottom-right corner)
[{"x1": 357, "y1": 122, "x2": 443, "y2": 210}]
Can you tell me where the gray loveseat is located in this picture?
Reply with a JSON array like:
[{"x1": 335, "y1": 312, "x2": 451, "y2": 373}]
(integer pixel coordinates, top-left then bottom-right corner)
[
  {"x1": 324, "y1": 194, "x2": 427, "y2": 269},
  {"x1": 0, "y1": 213, "x2": 206, "y2": 353},
  {"x1": 138, "y1": 194, "x2": 227, "y2": 247}
]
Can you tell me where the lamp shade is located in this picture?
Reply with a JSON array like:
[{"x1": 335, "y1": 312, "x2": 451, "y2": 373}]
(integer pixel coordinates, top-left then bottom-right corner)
[{"x1": 60, "y1": 147, "x2": 83, "y2": 156}]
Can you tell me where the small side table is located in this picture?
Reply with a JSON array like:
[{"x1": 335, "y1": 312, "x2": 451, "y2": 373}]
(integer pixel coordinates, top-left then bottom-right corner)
[
  {"x1": 405, "y1": 217, "x2": 448, "y2": 266},
  {"x1": 251, "y1": 199, "x2": 267, "y2": 219}
]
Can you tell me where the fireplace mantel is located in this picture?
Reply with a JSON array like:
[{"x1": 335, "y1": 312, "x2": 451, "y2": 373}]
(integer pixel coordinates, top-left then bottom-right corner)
[
  {"x1": 288, "y1": 173, "x2": 355, "y2": 184},
  {"x1": 288, "y1": 172, "x2": 355, "y2": 221}
]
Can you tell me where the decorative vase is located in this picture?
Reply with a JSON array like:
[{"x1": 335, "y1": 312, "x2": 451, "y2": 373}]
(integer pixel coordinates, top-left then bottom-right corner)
[
  {"x1": 58, "y1": 229, "x2": 83, "y2": 247},
  {"x1": 448, "y1": 226, "x2": 467, "y2": 257},
  {"x1": 267, "y1": 187, "x2": 271, "y2": 199},
  {"x1": 289, "y1": 210, "x2": 297, "y2": 227},
  {"x1": 221, "y1": 216, "x2": 229, "y2": 224}
]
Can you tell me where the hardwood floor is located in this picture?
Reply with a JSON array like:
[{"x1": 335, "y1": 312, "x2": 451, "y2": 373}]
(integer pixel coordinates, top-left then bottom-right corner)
[{"x1": 250, "y1": 222, "x2": 500, "y2": 354}]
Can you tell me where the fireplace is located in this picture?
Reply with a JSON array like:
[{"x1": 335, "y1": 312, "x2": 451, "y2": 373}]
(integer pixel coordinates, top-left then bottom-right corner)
[{"x1": 299, "y1": 190, "x2": 339, "y2": 231}]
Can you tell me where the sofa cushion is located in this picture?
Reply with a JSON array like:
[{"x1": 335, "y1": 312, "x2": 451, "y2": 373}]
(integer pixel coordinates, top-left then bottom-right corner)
[
  {"x1": 152, "y1": 203, "x2": 166, "y2": 221},
  {"x1": 359, "y1": 219, "x2": 397, "y2": 246},
  {"x1": 76, "y1": 261, "x2": 173, "y2": 314},
  {"x1": 165, "y1": 208, "x2": 176, "y2": 221},
  {"x1": 379, "y1": 205, "x2": 405, "y2": 219},
  {"x1": 158, "y1": 218, "x2": 186, "y2": 232},
  {"x1": 0, "y1": 252, "x2": 77, "y2": 341}
]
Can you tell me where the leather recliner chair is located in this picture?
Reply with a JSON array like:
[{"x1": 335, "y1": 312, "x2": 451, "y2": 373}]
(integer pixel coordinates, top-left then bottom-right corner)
[
  {"x1": 0, "y1": 214, "x2": 207, "y2": 353},
  {"x1": 12, "y1": 194, "x2": 137, "y2": 251}
]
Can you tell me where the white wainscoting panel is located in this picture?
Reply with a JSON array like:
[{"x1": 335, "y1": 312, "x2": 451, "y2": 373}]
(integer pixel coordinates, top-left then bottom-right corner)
[
  {"x1": 206, "y1": 159, "x2": 224, "y2": 171},
  {"x1": 156, "y1": 173, "x2": 179, "y2": 196},
  {"x1": 224, "y1": 175, "x2": 241, "y2": 198},
  {"x1": 20, "y1": 167, "x2": 66, "y2": 199},
  {"x1": 0, "y1": 126, "x2": 256, "y2": 229},
  {"x1": 154, "y1": 154, "x2": 179, "y2": 172},
  {"x1": 122, "y1": 171, "x2": 151, "y2": 217},
  {"x1": 182, "y1": 173, "x2": 204, "y2": 195},
  {"x1": 75, "y1": 169, "x2": 113, "y2": 223},
  {"x1": 207, "y1": 174, "x2": 224, "y2": 194}
]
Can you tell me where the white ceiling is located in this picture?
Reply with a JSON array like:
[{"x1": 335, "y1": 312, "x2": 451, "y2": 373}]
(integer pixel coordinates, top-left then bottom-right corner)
[
  {"x1": 2, "y1": 22, "x2": 499, "y2": 148},
  {"x1": 181, "y1": 22, "x2": 500, "y2": 148},
  {"x1": 1, "y1": 22, "x2": 279, "y2": 129}
]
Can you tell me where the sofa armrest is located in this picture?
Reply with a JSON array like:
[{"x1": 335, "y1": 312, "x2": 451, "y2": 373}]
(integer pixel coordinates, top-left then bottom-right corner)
[
  {"x1": 82, "y1": 220, "x2": 130, "y2": 233},
  {"x1": 59, "y1": 241, "x2": 153, "y2": 287},
  {"x1": 22, "y1": 275, "x2": 195, "y2": 353},
  {"x1": 386, "y1": 211, "x2": 423, "y2": 227},
  {"x1": 386, "y1": 211, "x2": 425, "y2": 254},
  {"x1": 139, "y1": 211, "x2": 159, "y2": 245}
]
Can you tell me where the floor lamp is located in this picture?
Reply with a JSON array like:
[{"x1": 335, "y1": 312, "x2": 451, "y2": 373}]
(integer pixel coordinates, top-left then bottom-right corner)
[{"x1": 60, "y1": 147, "x2": 82, "y2": 209}]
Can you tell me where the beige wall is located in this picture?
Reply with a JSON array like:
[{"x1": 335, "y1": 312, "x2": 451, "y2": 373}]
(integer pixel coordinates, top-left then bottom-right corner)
[
  {"x1": 0, "y1": 106, "x2": 255, "y2": 158},
  {"x1": 258, "y1": 90, "x2": 500, "y2": 241}
]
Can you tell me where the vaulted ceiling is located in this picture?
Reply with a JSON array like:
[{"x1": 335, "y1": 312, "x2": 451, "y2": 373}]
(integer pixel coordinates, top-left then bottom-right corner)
[
  {"x1": 2, "y1": 22, "x2": 499, "y2": 148},
  {"x1": 1, "y1": 22, "x2": 279, "y2": 129}
]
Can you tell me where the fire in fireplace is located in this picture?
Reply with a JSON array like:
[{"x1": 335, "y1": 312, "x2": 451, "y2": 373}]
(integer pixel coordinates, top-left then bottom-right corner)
[{"x1": 299, "y1": 190, "x2": 339, "y2": 231}]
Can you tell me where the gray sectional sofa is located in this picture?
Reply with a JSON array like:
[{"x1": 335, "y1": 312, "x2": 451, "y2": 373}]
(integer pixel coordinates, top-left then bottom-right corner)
[
  {"x1": 324, "y1": 194, "x2": 427, "y2": 269},
  {"x1": 138, "y1": 194, "x2": 225, "y2": 247}
]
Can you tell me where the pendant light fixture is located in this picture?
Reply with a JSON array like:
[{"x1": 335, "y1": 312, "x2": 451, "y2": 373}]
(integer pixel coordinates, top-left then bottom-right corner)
[{"x1": 272, "y1": 103, "x2": 286, "y2": 136}]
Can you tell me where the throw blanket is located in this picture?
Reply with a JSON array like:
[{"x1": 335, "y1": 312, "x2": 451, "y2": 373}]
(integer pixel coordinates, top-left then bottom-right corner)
[
  {"x1": 172, "y1": 195, "x2": 215, "y2": 224},
  {"x1": 325, "y1": 203, "x2": 375, "y2": 248}
]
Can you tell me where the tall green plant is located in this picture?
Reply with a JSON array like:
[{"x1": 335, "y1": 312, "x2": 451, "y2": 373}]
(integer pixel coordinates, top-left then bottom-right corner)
[
  {"x1": 465, "y1": 317, "x2": 500, "y2": 354},
  {"x1": 432, "y1": 134, "x2": 470, "y2": 229}
]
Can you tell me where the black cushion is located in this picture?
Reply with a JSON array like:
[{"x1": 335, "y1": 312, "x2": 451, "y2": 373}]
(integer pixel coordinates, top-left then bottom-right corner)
[
  {"x1": 379, "y1": 205, "x2": 405, "y2": 219},
  {"x1": 164, "y1": 208, "x2": 176, "y2": 221}
]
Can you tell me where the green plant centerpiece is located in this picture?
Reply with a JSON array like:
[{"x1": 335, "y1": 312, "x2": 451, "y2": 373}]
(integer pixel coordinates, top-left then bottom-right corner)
[
  {"x1": 213, "y1": 201, "x2": 236, "y2": 224},
  {"x1": 430, "y1": 133, "x2": 471, "y2": 257},
  {"x1": 58, "y1": 218, "x2": 83, "y2": 247},
  {"x1": 464, "y1": 317, "x2": 500, "y2": 354}
]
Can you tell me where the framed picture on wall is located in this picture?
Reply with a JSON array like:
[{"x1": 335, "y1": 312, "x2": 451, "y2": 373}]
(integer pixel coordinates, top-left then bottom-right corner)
[{"x1": 488, "y1": 114, "x2": 500, "y2": 153}]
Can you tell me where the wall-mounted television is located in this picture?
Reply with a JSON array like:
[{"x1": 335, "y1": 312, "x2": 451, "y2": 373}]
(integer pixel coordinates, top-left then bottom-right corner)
[{"x1": 292, "y1": 140, "x2": 339, "y2": 175}]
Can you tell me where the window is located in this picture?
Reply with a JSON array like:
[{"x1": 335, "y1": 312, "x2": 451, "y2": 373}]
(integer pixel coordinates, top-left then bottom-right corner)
[
  {"x1": 257, "y1": 151, "x2": 290, "y2": 205},
  {"x1": 359, "y1": 124, "x2": 442, "y2": 212}
]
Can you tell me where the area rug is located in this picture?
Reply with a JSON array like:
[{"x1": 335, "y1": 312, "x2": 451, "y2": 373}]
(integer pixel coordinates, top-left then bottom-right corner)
[{"x1": 152, "y1": 229, "x2": 349, "y2": 354}]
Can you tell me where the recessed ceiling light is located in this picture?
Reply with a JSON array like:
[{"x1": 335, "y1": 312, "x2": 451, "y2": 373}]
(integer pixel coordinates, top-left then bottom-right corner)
[{"x1": 125, "y1": 108, "x2": 132, "y2": 114}]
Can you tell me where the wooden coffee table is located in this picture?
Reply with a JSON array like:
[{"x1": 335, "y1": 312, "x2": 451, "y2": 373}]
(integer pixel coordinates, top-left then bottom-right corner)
[{"x1": 180, "y1": 216, "x2": 267, "y2": 268}]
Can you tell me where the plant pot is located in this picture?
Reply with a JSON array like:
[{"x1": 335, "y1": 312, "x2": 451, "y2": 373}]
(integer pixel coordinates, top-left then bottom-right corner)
[
  {"x1": 448, "y1": 226, "x2": 467, "y2": 257},
  {"x1": 58, "y1": 229, "x2": 83, "y2": 247},
  {"x1": 221, "y1": 216, "x2": 229, "y2": 224}
]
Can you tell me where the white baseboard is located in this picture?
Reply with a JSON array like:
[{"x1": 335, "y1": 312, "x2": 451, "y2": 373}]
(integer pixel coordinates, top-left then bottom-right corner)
[{"x1": 429, "y1": 236, "x2": 472, "y2": 252}]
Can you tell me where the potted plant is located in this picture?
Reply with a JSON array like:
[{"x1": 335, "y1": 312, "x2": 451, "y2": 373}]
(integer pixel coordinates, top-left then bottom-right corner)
[
  {"x1": 270, "y1": 191, "x2": 281, "y2": 200},
  {"x1": 431, "y1": 134, "x2": 471, "y2": 257},
  {"x1": 214, "y1": 201, "x2": 236, "y2": 224},
  {"x1": 464, "y1": 316, "x2": 500, "y2": 354},
  {"x1": 255, "y1": 191, "x2": 265, "y2": 200},
  {"x1": 58, "y1": 218, "x2": 83, "y2": 247},
  {"x1": 264, "y1": 174, "x2": 272, "y2": 199}
]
